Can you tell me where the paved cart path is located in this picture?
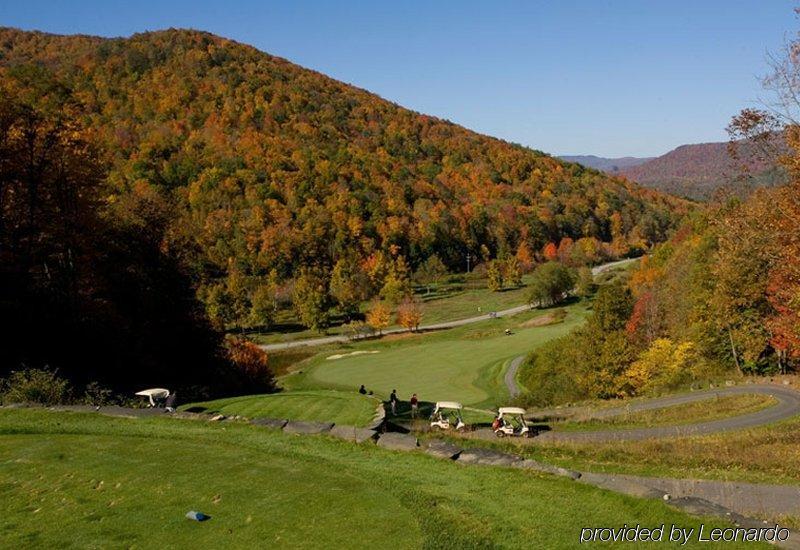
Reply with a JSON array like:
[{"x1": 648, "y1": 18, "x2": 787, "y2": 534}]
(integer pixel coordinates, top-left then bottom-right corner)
[
  {"x1": 504, "y1": 355, "x2": 524, "y2": 398},
  {"x1": 470, "y1": 384, "x2": 800, "y2": 443}
]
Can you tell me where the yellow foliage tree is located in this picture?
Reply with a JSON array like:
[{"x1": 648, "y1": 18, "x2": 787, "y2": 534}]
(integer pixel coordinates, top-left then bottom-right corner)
[
  {"x1": 366, "y1": 300, "x2": 392, "y2": 335},
  {"x1": 624, "y1": 338, "x2": 696, "y2": 395}
]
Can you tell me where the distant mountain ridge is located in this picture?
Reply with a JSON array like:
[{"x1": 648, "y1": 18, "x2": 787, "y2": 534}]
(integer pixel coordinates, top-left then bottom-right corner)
[
  {"x1": 564, "y1": 140, "x2": 787, "y2": 201},
  {"x1": 619, "y1": 139, "x2": 787, "y2": 200},
  {"x1": 559, "y1": 155, "x2": 653, "y2": 173}
]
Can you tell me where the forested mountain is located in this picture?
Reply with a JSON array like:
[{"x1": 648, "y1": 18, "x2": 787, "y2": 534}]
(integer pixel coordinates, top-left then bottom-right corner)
[
  {"x1": 0, "y1": 28, "x2": 687, "y2": 393},
  {"x1": 619, "y1": 139, "x2": 787, "y2": 200},
  {"x1": 0, "y1": 28, "x2": 685, "y2": 332},
  {"x1": 559, "y1": 155, "x2": 652, "y2": 173}
]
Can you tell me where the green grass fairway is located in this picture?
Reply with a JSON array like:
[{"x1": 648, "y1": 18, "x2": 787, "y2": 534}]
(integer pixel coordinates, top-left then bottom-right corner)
[
  {"x1": 250, "y1": 275, "x2": 535, "y2": 346},
  {"x1": 300, "y1": 305, "x2": 590, "y2": 408},
  {"x1": 0, "y1": 408, "x2": 755, "y2": 548},
  {"x1": 183, "y1": 390, "x2": 378, "y2": 427}
]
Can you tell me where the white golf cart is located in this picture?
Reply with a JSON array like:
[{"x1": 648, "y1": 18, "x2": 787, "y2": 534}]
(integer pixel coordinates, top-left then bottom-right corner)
[
  {"x1": 430, "y1": 401, "x2": 465, "y2": 431},
  {"x1": 493, "y1": 407, "x2": 530, "y2": 438},
  {"x1": 135, "y1": 388, "x2": 171, "y2": 409}
]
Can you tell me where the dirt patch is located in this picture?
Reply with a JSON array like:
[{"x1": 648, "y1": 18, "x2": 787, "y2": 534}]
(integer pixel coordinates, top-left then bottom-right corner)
[{"x1": 517, "y1": 309, "x2": 566, "y2": 329}]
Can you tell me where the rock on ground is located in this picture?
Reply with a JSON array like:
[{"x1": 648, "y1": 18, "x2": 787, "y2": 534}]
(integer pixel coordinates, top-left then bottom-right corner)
[
  {"x1": 513, "y1": 459, "x2": 581, "y2": 480},
  {"x1": 282, "y1": 421, "x2": 334, "y2": 435},
  {"x1": 328, "y1": 425, "x2": 377, "y2": 443},
  {"x1": 365, "y1": 404, "x2": 386, "y2": 431},
  {"x1": 250, "y1": 417, "x2": 288, "y2": 430},
  {"x1": 424, "y1": 440, "x2": 462, "y2": 460},
  {"x1": 376, "y1": 432, "x2": 419, "y2": 451},
  {"x1": 579, "y1": 472, "x2": 667, "y2": 499},
  {"x1": 456, "y1": 448, "x2": 520, "y2": 467}
]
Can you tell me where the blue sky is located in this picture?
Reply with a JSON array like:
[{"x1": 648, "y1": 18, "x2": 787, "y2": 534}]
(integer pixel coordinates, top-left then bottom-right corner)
[{"x1": 0, "y1": 1, "x2": 795, "y2": 157}]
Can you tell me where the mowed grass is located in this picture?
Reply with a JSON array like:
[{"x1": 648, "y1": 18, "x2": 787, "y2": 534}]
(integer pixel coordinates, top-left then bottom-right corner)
[
  {"x1": 531, "y1": 414, "x2": 800, "y2": 486},
  {"x1": 0, "y1": 408, "x2": 756, "y2": 549},
  {"x1": 443, "y1": 412, "x2": 800, "y2": 487},
  {"x1": 552, "y1": 394, "x2": 778, "y2": 432},
  {"x1": 299, "y1": 305, "x2": 590, "y2": 408},
  {"x1": 251, "y1": 259, "x2": 639, "y2": 346},
  {"x1": 250, "y1": 274, "x2": 535, "y2": 346},
  {"x1": 415, "y1": 280, "x2": 531, "y2": 325},
  {"x1": 183, "y1": 390, "x2": 378, "y2": 427}
]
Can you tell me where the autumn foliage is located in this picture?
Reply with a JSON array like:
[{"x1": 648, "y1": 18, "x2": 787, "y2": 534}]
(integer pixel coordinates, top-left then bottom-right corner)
[
  {"x1": 542, "y1": 242, "x2": 558, "y2": 261},
  {"x1": 224, "y1": 336, "x2": 276, "y2": 392},
  {"x1": 366, "y1": 301, "x2": 392, "y2": 334},
  {"x1": 396, "y1": 298, "x2": 423, "y2": 331},
  {"x1": 0, "y1": 28, "x2": 683, "y2": 331}
]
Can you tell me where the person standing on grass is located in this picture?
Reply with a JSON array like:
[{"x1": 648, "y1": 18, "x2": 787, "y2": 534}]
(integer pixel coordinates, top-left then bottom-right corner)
[
  {"x1": 389, "y1": 389, "x2": 398, "y2": 415},
  {"x1": 410, "y1": 393, "x2": 419, "y2": 418}
]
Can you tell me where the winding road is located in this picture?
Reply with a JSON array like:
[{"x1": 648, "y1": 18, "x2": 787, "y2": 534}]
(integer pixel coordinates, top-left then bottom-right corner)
[
  {"x1": 259, "y1": 258, "x2": 637, "y2": 352},
  {"x1": 478, "y1": 384, "x2": 800, "y2": 443}
]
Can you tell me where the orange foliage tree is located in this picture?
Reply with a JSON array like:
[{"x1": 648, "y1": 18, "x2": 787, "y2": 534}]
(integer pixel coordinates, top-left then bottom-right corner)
[
  {"x1": 542, "y1": 242, "x2": 558, "y2": 261},
  {"x1": 224, "y1": 336, "x2": 276, "y2": 391},
  {"x1": 396, "y1": 298, "x2": 423, "y2": 332}
]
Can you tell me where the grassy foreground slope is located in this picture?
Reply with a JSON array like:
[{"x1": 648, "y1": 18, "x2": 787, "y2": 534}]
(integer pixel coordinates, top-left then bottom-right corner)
[
  {"x1": 295, "y1": 305, "x2": 589, "y2": 408},
  {"x1": 0, "y1": 409, "x2": 753, "y2": 548},
  {"x1": 184, "y1": 390, "x2": 378, "y2": 426}
]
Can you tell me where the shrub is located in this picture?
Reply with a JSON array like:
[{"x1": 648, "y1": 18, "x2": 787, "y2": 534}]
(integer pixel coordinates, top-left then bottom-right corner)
[
  {"x1": 83, "y1": 381, "x2": 115, "y2": 406},
  {"x1": 0, "y1": 367, "x2": 72, "y2": 405},
  {"x1": 345, "y1": 320, "x2": 376, "y2": 341},
  {"x1": 225, "y1": 336, "x2": 276, "y2": 393}
]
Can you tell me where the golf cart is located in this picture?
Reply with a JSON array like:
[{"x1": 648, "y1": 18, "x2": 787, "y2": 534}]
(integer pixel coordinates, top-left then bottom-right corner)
[
  {"x1": 493, "y1": 407, "x2": 530, "y2": 438},
  {"x1": 135, "y1": 388, "x2": 171, "y2": 409},
  {"x1": 430, "y1": 401, "x2": 465, "y2": 431}
]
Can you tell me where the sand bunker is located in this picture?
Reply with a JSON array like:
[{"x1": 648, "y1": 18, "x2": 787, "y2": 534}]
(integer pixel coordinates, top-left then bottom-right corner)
[{"x1": 326, "y1": 350, "x2": 380, "y2": 360}]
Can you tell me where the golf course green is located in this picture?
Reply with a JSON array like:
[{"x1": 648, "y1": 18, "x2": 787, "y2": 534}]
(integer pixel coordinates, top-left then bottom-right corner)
[
  {"x1": 297, "y1": 305, "x2": 589, "y2": 408},
  {"x1": 0, "y1": 408, "x2": 752, "y2": 548},
  {"x1": 184, "y1": 390, "x2": 379, "y2": 426}
]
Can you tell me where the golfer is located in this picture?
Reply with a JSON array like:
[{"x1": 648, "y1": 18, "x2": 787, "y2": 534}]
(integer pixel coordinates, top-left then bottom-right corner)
[
  {"x1": 389, "y1": 389, "x2": 398, "y2": 415},
  {"x1": 410, "y1": 393, "x2": 419, "y2": 418}
]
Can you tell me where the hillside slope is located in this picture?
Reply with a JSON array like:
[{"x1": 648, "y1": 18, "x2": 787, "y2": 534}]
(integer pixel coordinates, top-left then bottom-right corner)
[
  {"x1": 0, "y1": 28, "x2": 685, "y2": 333},
  {"x1": 620, "y1": 140, "x2": 786, "y2": 200},
  {"x1": 0, "y1": 29, "x2": 684, "y2": 264}
]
